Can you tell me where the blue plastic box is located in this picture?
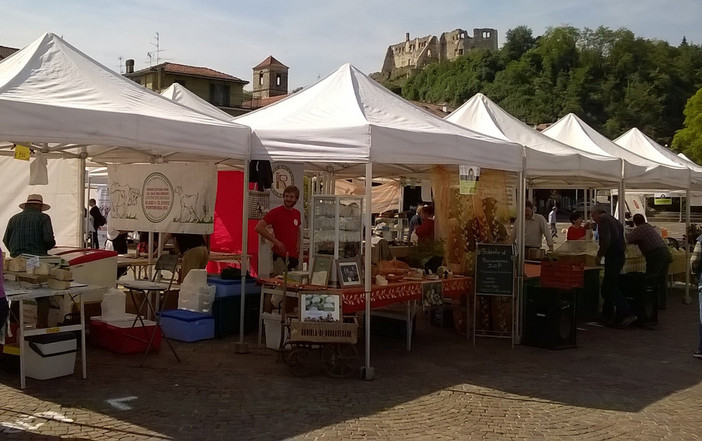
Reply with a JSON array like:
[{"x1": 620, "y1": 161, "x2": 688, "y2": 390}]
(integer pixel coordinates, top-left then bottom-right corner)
[
  {"x1": 158, "y1": 309, "x2": 215, "y2": 342},
  {"x1": 207, "y1": 276, "x2": 258, "y2": 298}
]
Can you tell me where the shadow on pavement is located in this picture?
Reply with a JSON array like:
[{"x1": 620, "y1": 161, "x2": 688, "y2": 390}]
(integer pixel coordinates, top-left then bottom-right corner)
[{"x1": 1, "y1": 287, "x2": 700, "y2": 440}]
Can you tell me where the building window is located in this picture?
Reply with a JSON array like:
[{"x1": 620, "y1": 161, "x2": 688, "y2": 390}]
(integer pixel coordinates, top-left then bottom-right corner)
[
  {"x1": 458, "y1": 49, "x2": 464, "y2": 55},
  {"x1": 276, "y1": 73, "x2": 281, "y2": 86},
  {"x1": 427, "y1": 49, "x2": 431, "y2": 57},
  {"x1": 259, "y1": 72, "x2": 264, "y2": 86},
  {"x1": 209, "y1": 83, "x2": 230, "y2": 107}
]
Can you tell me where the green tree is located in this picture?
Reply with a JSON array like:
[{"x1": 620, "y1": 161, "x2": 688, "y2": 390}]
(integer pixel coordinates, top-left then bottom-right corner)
[
  {"x1": 385, "y1": 24, "x2": 702, "y2": 147},
  {"x1": 502, "y1": 26, "x2": 536, "y2": 63},
  {"x1": 672, "y1": 88, "x2": 702, "y2": 163}
]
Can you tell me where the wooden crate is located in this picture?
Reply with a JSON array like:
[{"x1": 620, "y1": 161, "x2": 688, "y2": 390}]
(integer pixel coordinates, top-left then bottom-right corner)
[{"x1": 288, "y1": 318, "x2": 358, "y2": 344}]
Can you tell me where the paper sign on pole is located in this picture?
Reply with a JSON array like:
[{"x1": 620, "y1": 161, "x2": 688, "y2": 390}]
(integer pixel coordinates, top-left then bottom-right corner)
[
  {"x1": 654, "y1": 193, "x2": 672, "y2": 206},
  {"x1": 459, "y1": 165, "x2": 479, "y2": 195}
]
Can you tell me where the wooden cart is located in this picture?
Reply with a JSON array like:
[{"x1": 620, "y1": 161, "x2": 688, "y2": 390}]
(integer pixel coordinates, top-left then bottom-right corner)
[{"x1": 283, "y1": 317, "x2": 360, "y2": 378}]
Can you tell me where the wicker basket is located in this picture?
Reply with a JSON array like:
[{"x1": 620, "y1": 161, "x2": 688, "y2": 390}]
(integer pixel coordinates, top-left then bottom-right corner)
[
  {"x1": 248, "y1": 190, "x2": 270, "y2": 220},
  {"x1": 289, "y1": 318, "x2": 358, "y2": 344}
]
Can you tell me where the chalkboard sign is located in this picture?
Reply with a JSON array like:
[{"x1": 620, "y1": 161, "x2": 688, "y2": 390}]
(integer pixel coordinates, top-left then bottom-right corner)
[{"x1": 475, "y1": 243, "x2": 514, "y2": 295}]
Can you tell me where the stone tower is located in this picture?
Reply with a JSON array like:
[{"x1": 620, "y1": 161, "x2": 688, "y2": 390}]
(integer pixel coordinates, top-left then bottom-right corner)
[{"x1": 252, "y1": 56, "x2": 288, "y2": 99}]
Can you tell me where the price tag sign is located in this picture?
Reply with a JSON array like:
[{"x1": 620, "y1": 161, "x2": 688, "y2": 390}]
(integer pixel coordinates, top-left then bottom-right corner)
[
  {"x1": 26, "y1": 256, "x2": 40, "y2": 271},
  {"x1": 14, "y1": 143, "x2": 31, "y2": 161}
]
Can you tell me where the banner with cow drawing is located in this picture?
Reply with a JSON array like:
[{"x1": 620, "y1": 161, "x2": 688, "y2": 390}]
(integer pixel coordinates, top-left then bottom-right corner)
[{"x1": 106, "y1": 163, "x2": 217, "y2": 234}]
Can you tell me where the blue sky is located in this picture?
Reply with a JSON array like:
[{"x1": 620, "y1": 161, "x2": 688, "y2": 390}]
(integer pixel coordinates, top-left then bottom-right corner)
[{"x1": 3, "y1": 0, "x2": 700, "y2": 91}]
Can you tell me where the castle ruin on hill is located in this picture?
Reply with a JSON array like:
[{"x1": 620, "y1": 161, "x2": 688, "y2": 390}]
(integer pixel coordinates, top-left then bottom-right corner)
[{"x1": 378, "y1": 28, "x2": 497, "y2": 80}]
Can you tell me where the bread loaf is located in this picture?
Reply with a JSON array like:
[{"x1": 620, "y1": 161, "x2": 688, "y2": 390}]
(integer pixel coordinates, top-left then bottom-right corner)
[{"x1": 49, "y1": 267, "x2": 73, "y2": 281}]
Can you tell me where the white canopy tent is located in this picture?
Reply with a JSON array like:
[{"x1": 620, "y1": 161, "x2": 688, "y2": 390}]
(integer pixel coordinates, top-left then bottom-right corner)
[
  {"x1": 235, "y1": 63, "x2": 524, "y2": 378},
  {"x1": 237, "y1": 64, "x2": 523, "y2": 176},
  {"x1": 614, "y1": 128, "x2": 702, "y2": 185},
  {"x1": 445, "y1": 93, "x2": 627, "y2": 188},
  {"x1": 542, "y1": 114, "x2": 688, "y2": 190},
  {"x1": 160, "y1": 83, "x2": 234, "y2": 122},
  {"x1": 0, "y1": 33, "x2": 251, "y2": 248}
]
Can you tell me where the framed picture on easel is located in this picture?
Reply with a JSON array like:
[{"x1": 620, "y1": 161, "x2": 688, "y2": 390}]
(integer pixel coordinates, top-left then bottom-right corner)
[
  {"x1": 309, "y1": 254, "x2": 333, "y2": 287},
  {"x1": 337, "y1": 258, "x2": 362, "y2": 287}
]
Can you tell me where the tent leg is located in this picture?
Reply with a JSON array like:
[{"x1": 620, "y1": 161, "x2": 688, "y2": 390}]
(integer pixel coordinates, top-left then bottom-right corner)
[
  {"x1": 362, "y1": 162, "x2": 374, "y2": 380},
  {"x1": 237, "y1": 160, "x2": 251, "y2": 354},
  {"x1": 683, "y1": 189, "x2": 692, "y2": 304}
]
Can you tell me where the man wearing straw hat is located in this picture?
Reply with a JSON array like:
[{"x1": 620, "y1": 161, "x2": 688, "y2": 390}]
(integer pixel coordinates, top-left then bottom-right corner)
[
  {"x1": 3, "y1": 194, "x2": 57, "y2": 328},
  {"x1": 4, "y1": 194, "x2": 56, "y2": 257}
]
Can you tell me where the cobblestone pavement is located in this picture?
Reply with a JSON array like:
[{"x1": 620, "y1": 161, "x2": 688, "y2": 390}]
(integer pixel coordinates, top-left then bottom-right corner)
[{"x1": 1, "y1": 222, "x2": 701, "y2": 440}]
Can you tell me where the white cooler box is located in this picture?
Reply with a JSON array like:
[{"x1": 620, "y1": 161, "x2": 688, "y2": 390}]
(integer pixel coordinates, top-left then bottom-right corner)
[
  {"x1": 50, "y1": 247, "x2": 118, "y2": 303},
  {"x1": 24, "y1": 332, "x2": 77, "y2": 380}
]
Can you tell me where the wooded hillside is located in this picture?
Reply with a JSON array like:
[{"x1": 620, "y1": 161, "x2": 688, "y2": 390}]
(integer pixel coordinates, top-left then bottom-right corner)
[{"x1": 389, "y1": 25, "x2": 702, "y2": 151}]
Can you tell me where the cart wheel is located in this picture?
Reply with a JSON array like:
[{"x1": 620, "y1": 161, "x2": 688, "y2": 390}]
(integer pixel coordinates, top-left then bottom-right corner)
[
  {"x1": 277, "y1": 341, "x2": 296, "y2": 365},
  {"x1": 322, "y1": 344, "x2": 359, "y2": 378},
  {"x1": 287, "y1": 347, "x2": 314, "y2": 377}
]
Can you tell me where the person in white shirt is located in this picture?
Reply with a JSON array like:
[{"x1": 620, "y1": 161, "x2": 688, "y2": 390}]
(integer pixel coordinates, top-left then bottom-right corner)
[
  {"x1": 510, "y1": 200, "x2": 554, "y2": 251},
  {"x1": 548, "y1": 206, "x2": 558, "y2": 238}
]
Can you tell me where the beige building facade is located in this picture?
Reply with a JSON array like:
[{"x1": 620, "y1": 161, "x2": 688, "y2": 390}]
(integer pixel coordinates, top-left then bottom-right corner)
[
  {"x1": 380, "y1": 28, "x2": 498, "y2": 80},
  {"x1": 124, "y1": 60, "x2": 249, "y2": 116}
]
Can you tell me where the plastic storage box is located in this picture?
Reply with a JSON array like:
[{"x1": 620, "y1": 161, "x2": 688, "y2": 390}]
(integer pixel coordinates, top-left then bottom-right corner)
[
  {"x1": 207, "y1": 276, "x2": 259, "y2": 338},
  {"x1": 90, "y1": 315, "x2": 162, "y2": 354},
  {"x1": 24, "y1": 332, "x2": 77, "y2": 380},
  {"x1": 158, "y1": 309, "x2": 215, "y2": 342}
]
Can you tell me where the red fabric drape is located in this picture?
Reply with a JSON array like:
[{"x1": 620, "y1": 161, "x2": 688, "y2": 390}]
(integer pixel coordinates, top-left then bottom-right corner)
[{"x1": 207, "y1": 171, "x2": 260, "y2": 277}]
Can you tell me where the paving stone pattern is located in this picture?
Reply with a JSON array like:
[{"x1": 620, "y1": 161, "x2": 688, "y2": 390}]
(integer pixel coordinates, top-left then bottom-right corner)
[{"x1": 1, "y1": 222, "x2": 701, "y2": 440}]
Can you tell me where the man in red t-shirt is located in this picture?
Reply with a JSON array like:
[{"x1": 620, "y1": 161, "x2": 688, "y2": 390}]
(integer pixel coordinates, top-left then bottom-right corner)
[{"x1": 255, "y1": 185, "x2": 301, "y2": 274}]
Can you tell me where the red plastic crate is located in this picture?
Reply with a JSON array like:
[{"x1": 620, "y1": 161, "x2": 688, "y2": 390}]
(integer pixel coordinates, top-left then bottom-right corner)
[
  {"x1": 90, "y1": 318, "x2": 161, "y2": 354},
  {"x1": 540, "y1": 261, "x2": 585, "y2": 289}
]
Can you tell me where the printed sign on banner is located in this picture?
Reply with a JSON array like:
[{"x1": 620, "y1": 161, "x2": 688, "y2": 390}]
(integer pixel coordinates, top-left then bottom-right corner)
[
  {"x1": 107, "y1": 163, "x2": 217, "y2": 234},
  {"x1": 459, "y1": 165, "x2": 479, "y2": 195}
]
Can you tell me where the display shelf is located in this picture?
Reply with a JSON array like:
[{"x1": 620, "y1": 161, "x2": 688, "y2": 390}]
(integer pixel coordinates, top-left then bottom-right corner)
[{"x1": 310, "y1": 195, "x2": 363, "y2": 285}]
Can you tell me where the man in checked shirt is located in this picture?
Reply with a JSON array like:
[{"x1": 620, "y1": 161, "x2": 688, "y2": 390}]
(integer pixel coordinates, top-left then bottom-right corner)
[
  {"x1": 3, "y1": 194, "x2": 56, "y2": 328},
  {"x1": 625, "y1": 214, "x2": 672, "y2": 310}
]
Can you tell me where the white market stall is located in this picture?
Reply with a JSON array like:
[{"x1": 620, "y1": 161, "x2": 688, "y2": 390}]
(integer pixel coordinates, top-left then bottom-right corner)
[
  {"x1": 235, "y1": 63, "x2": 524, "y2": 378},
  {"x1": 613, "y1": 127, "x2": 702, "y2": 302},
  {"x1": 0, "y1": 33, "x2": 251, "y2": 250},
  {"x1": 0, "y1": 33, "x2": 253, "y2": 355}
]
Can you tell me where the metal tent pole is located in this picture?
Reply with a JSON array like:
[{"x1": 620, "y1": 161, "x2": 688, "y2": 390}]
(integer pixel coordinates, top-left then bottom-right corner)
[
  {"x1": 684, "y1": 188, "x2": 692, "y2": 304},
  {"x1": 362, "y1": 162, "x2": 374, "y2": 380},
  {"x1": 237, "y1": 160, "x2": 251, "y2": 353}
]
